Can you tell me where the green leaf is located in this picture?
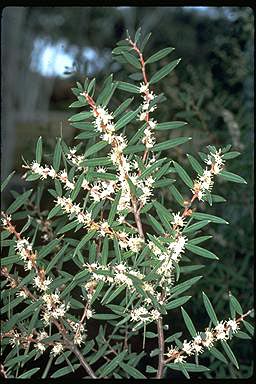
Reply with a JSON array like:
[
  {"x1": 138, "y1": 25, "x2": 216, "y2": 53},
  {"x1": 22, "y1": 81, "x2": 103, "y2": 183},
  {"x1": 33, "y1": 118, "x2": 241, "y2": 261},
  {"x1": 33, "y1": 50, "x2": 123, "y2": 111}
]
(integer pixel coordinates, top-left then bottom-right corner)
[
  {"x1": 122, "y1": 51, "x2": 141, "y2": 69},
  {"x1": 47, "y1": 205, "x2": 62, "y2": 220},
  {"x1": 192, "y1": 212, "x2": 228, "y2": 225},
  {"x1": 108, "y1": 190, "x2": 121, "y2": 225},
  {"x1": 219, "y1": 171, "x2": 247, "y2": 184},
  {"x1": 1, "y1": 171, "x2": 15, "y2": 193},
  {"x1": 183, "y1": 220, "x2": 210, "y2": 234},
  {"x1": 235, "y1": 331, "x2": 251, "y2": 339},
  {"x1": 181, "y1": 307, "x2": 197, "y2": 337},
  {"x1": 101, "y1": 237, "x2": 109, "y2": 266},
  {"x1": 221, "y1": 340, "x2": 239, "y2": 369},
  {"x1": 185, "y1": 243, "x2": 218, "y2": 260},
  {"x1": 123, "y1": 144, "x2": 145, "y2": 154},
  {"x1": 74, "y1": 230, "x2": 96, "y2": 256},
  {"x1": 6, "y1": 189, "x2": 33, "y2": 215},
  {"x1": 68, "y1": 111, "x2": 92, "y2": 122},
  {"x1": 96, "y1": 74, "x2": 113, "y2": 105},
  {"x1": 57, "y1": 220, "x2": 79, "y2": 235},
  {"x1": 154, "y1": 137, "x2": 191, "y2": 152},
  {"x1": 186, "y1": 154, "x2": 203, "y2": 175},
  {"x1": 116, "y1": 81, "x2": 140, "y2": 94},
  {"x1": 153, "y1": 200, "x2": 173, "y2": 232},
  {"x1": 155, "y1": 121, "x2": 187, "y2": 130},
  {"x1": 113, "y1": 97, "x2": 134, "y2": 118},
  {"x1": 36, "y1": 136, "x2": 43, "y2": 163},
  {"x1": 173, "y1": 161, "x2": 193, "y2": 188},
  {"x1": 115, "y1": 108, "x2": 140, "y2": 130},
  {"x1": 51, "y1": 364, "x2": 80, "y2": 378},
  {"x1": 149, "y1": 58, "x2": 181, "y2": 84},
  {"x1": 169, "y1": 185, "x2": 185, "y2": 207},
  {"x1": 170, "y1": 276, "x2": 203, "y2": 297},
  {"x1": 139, "y1": 158, "x2": 166, "y2": 179},
  {"x1": 1, "y1": 296, "x2": 24, "y2": 314},
  {"x1": 222, "y1": 151, "x2": 241, "y2": 160},
  {"x1": 119, "y1": 362, "x2": 146, "y2": 378},
  {"x1": 166, "y1": 296, "x2": 192, "y2": 310},
  {"x1": 18, "y1": 367, "x2": 41, "y2": 378},
  {"x1": 211, "y1": 194, "x2": 227, "y2": 203},
  {"x1": 99, "y1": 350, "x2": 127, "y2": 378},
  {"x1": 45, "y1": 244, "x2": 68, "y2": 273},
  {"x1": 209, "y1": 346, "x2": 228, "y2": 364},
  {"x1": 38, "y1": 239, "x2": 59, "y2": 259},
  {"x1": 182, "y1": 363, "x2": 210, "y2": 372},
  {"x1": 145, "y1": 47, "x2": 175, "y2": 64},
  {"x1": 69, "y1": 99, "x2": 87, "y2": 108},
  {"x1": 242, "y1": 320, "x2": 254, "y2": 336},
  {"x1": 188, "y1": 235, "x2": 212, "y2": 245},
  {"x1": 71, "y1": 122, "x2": 94, "y2": 130},
  {"x1": 166, "y1": 363, "x2": 190, "y2": 378},
  {"x1": 147, "y1": 213, "x2": 165, "y2": 234},
  {"x1": 53, "y1": 138, "x2": 62, "y2": 172},
  {"x1": 229, "y1": 292, "x2": 243, "y2": 315},
  {"x1": 202, "y1": 291, "x2": 219, "y2": 326},
  {"x1": 84, "y1": 141, "x2": 108, "y2": 157}
]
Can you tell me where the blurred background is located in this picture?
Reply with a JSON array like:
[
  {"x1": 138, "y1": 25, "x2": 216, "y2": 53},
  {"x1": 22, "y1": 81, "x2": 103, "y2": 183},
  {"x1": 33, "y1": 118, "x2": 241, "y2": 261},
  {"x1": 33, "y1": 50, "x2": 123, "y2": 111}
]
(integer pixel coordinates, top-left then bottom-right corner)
[{"x1": 1, "y1": 6, "x2": 254, "y2": 378}]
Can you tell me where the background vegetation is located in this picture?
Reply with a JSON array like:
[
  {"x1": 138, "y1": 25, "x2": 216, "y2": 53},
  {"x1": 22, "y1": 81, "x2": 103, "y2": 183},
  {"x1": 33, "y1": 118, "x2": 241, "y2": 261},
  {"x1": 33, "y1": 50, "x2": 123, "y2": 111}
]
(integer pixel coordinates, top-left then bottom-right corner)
[{"x1": 1, "y1": 6, "x2": 254, "y2": 378}]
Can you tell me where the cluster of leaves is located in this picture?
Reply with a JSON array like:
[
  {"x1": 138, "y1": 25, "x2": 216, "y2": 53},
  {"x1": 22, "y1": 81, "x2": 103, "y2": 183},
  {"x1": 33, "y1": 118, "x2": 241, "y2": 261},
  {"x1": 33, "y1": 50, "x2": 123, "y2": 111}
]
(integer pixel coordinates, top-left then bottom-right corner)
[{"x1": 1, "y1": 28, "x2": 253, "y2": 379}]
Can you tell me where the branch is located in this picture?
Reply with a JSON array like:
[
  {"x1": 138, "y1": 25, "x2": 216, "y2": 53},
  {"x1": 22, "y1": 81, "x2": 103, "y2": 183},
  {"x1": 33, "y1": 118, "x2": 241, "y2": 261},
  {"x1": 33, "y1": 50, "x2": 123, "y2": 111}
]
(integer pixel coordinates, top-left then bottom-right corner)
[{"x1": 156, "y1": 317, "x2": 165, "y2": 379}]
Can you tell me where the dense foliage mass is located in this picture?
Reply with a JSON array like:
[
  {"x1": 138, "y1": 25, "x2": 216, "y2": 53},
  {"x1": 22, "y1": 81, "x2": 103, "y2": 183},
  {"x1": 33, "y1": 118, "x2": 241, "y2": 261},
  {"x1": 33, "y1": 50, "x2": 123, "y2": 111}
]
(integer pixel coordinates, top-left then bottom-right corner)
[{"x1": 1, "y1": 28, "x2": 253, "y2": 379}]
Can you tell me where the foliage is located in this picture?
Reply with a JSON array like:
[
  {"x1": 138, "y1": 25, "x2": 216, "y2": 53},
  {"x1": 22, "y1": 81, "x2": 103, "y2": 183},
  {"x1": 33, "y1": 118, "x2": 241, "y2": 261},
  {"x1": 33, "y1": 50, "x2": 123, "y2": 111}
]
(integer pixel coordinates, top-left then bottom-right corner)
[{"x1": 0, "y1": 27, "x2": 253, "y2": 379}]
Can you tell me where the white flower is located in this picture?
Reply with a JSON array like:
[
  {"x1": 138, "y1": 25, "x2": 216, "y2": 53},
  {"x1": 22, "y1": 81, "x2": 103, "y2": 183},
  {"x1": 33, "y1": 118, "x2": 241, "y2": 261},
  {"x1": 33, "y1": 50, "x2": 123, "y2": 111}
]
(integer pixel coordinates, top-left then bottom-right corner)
[
  {"x1": 182, "y1": 340, "x2": 194, "y2": 356},
  {"x1": 51, "y1": 342, "x2": 64, "y2": 356},
  {"x1": 171, "y1": 212, "x2": 186, "y2": 227},
  {"x1": 35, "y1": 342, "x2": 46, "y2": 353},
  {"x1": 31, "y1": 161, "x2": 42, "y2": 174},
  {"x1": 174, "y1": 355, "x2": 187, "y2": 364},
  {"x1": 139, "y1": 82, "x2": 149, "y2": 94},
  {"x1": 202, "y1": 329, "x2": 215, "y2": 348},
  {"x1": 139, "y1": 112, "x2": 147, "y2": 121},
  {"x1": 128, "y1": 236, "x2": 144, "y2": 253},
  {"x1": 226, "y1": 319, "x2": 239, "y2": 333},
  {"x1": 33, "y1": 276, "x2": 52, "y2": 291},
  {"x1": 150, "y1": 309, "x2": 161, "y2": 320}
]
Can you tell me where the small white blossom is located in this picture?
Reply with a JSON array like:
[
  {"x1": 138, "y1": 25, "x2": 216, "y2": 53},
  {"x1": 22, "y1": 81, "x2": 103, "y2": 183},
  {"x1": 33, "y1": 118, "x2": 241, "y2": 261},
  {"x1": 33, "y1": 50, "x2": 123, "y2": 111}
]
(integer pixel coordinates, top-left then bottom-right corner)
[{"x1": 51, "y1": 342, "x2": 64, "y2": 356}]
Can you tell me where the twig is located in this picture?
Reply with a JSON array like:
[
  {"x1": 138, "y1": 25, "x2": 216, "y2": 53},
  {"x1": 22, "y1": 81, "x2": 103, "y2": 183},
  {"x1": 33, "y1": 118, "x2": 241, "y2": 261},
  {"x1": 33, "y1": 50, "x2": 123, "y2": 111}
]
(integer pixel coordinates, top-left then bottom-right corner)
[{"x1": 156, "y1": 317, "x2": 165, "y2": 379}]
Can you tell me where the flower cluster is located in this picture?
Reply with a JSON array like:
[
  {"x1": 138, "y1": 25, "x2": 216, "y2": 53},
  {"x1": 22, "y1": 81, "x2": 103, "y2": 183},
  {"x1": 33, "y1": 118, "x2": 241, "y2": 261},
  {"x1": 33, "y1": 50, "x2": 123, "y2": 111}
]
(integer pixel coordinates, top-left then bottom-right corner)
[
  {"x1": 130, "y1": 306, "x2": 161, "y2": 324},
  {"x1": 41, "y1": 290, "x2": 70, "y2": 325},
  {"x1": 67, "y1": 320, "x2": 87, "y2": 346},
  {"x1": 51, "y1": 342, "x2": 64, "y2": 356},
  {"x1": 56, "y1": 196, "x2": 145, "y2": 253},
  {"x1": 35, "y1": 331, "x2": 48, "y2": 353},
  {"x1": 148, "y1": 233, "x2": 187, "y2": 289},
  {"x1": 15, "y1": 238, "x2": 35, "y2": 271},
  {"x1": 28, "y1": 162, "x2": 75, "y2": 191},
  {"x1": 139, "y1": 82, "x2": 157, "y2": 149},
  {"x1": 83, "y1": 262, "x2": 158, "y2": 309},
  {"x1": 191, "y1": 149, "x2": 225, "y2": 201},
  {"x1": 166, "y1": 318, "x2": 240, "y2": 363},
  {"x1": 67, "y1": 147, "x2": 87, "y2": 170}
]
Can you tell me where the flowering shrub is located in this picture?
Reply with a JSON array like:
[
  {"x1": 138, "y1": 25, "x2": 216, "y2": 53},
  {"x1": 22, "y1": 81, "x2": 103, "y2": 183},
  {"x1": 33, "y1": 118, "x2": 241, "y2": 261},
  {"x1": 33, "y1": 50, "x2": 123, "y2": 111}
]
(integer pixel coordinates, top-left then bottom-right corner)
[{"x1": 1, "y1": 29, "x2": 253, "y2": 379}]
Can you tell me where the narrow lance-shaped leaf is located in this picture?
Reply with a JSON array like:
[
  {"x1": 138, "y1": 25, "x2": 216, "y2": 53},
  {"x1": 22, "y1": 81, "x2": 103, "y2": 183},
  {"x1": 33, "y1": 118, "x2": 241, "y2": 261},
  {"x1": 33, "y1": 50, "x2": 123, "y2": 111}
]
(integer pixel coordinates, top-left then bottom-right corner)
[
  {"x1": 185, "y1": 243, "x2": 219, "y2": 260},
  {"x1": 116, "y1": 81, "x2": 140, "y2": 94},
  {"x1": 145, "y1": 47, "x2": 175, "y2": 64},
  {"x1": 173, "y1": 161, "x2": 194, "y2": 189},
  {"x1": 219, "y1": 170, "x2": 247, "y2": 184},
  {"x1": 181, "y1": 307, "x2": 197, "y2": 337},
  {"x1": 202, "y1": 291, "x2": 219, "y2": 326},
  {"x1": 36, "y1": 136, "x2": 43, "y2": 163},
  {"x1": 149, "y1": 58, "x2": 181, "y2": 84},
  {"x1": 153, "y1": 137, "x2": 191, "y2": 152}
]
